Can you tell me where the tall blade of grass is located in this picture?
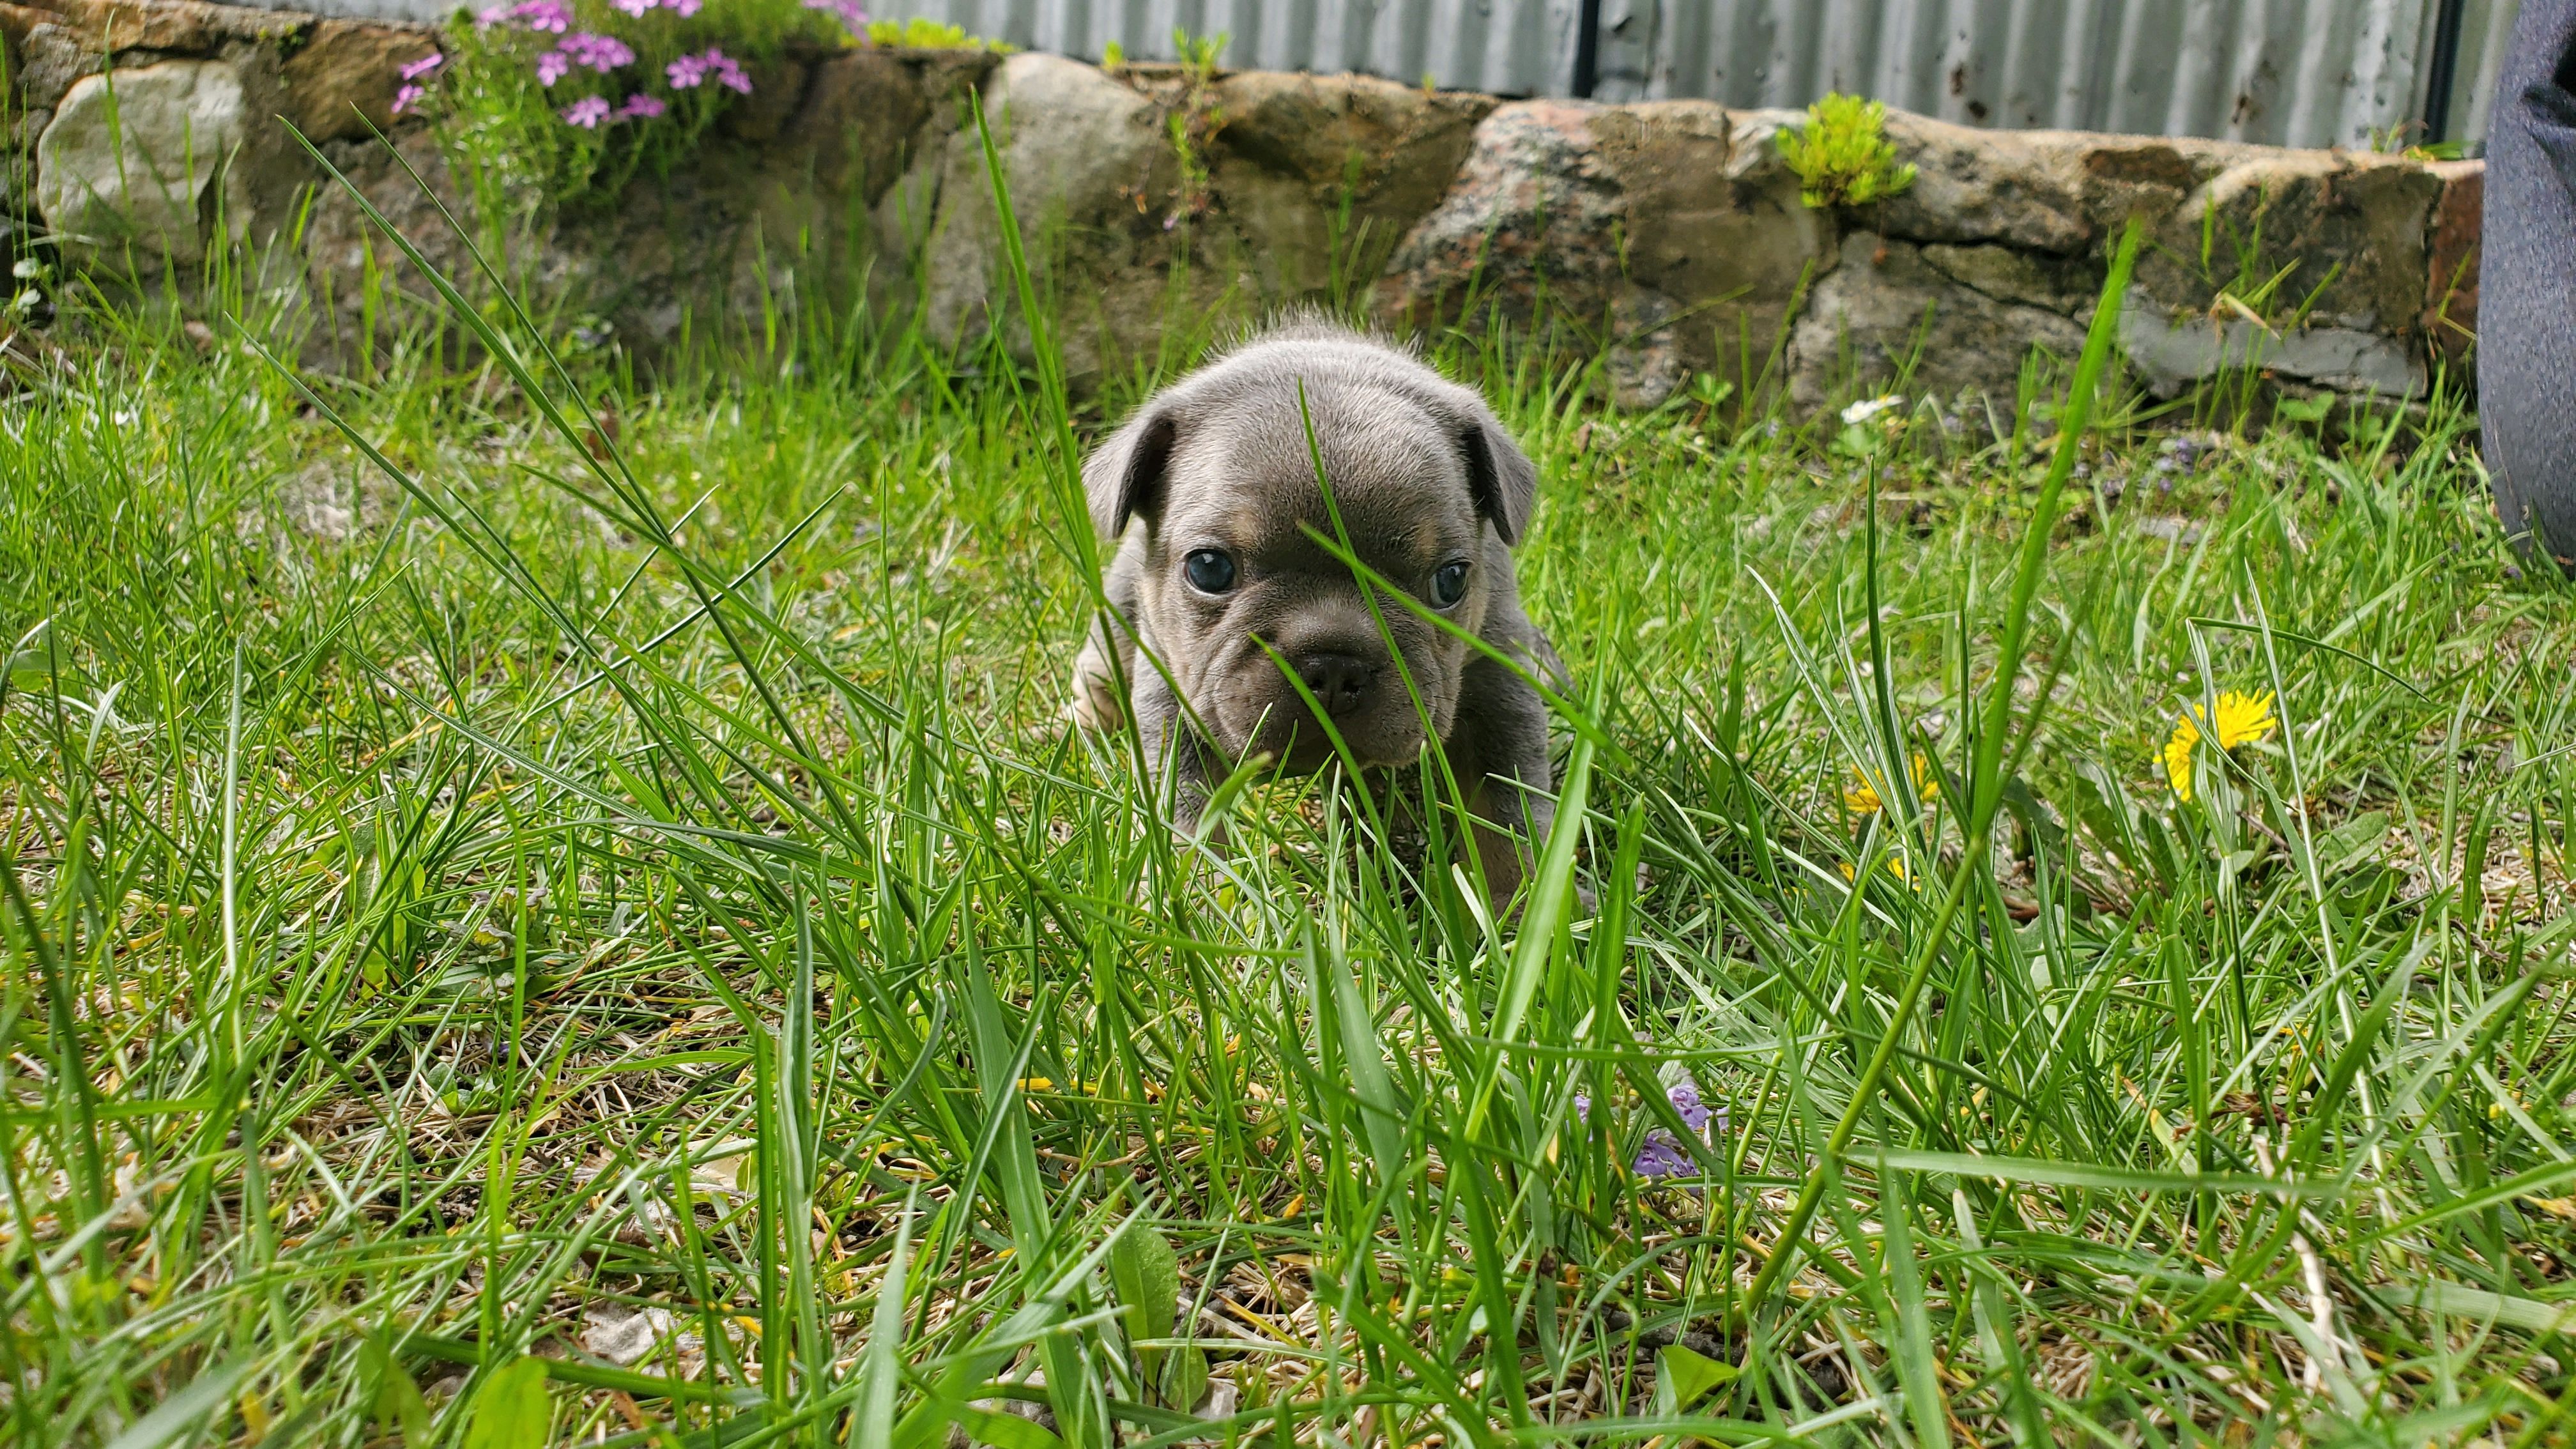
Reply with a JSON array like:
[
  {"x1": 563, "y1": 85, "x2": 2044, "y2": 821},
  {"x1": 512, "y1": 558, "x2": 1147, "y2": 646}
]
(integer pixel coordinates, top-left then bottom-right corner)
[{"x1": 1738, "y1": 217, "x2": 2145, "y2": 1318}]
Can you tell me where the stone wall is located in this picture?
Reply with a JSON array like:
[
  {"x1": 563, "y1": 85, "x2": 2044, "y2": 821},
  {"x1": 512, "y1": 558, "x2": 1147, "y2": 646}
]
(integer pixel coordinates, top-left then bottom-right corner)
[{"x1": 1, "y1": 0, "x2": 2484, "y2": 411}]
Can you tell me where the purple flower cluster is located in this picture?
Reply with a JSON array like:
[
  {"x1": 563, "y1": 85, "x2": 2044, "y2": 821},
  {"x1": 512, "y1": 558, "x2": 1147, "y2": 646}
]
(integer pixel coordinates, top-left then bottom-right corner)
[
  {"x1": 471, "y1": 1, "x2": 751, "y2": 134},
  {"x1": 666, "y1": 46, "x2": 752, "y2": 93},
  {"x1": 1573, "y1": 1075, "x2": 1728, "y2": 1182},
  {"x1": 477, "y1": 0, "x2": 573, "y2": 31},
  {"x1": 802, "y1": 0, "x2": 866, "y2": 32},
  {"x1": 391, "y1": 50, "x2": 443, "y2": 114},
  {"x1": 562, "y1": 91, "x2": 666, "y2": 126},
  {"x1": 537, "y1": 31, "x2": 636, "y2": 85}
]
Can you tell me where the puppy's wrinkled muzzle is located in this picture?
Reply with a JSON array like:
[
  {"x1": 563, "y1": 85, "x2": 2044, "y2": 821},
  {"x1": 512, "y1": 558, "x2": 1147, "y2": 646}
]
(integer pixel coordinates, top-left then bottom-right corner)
[
  {"x1": 1294, "y1": 652, "x2": 1376, "y2": 717},
  {"x1": 1224, "y1": 649, "x2": 1425, "y2": 771}
]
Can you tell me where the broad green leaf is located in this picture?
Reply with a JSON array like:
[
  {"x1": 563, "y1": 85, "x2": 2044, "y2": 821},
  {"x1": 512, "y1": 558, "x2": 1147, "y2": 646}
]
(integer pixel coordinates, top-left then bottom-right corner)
[
  {"x1": 1162, "y1": 1344, "x2": 1210, "y2": 1416},
  {"x1": 1654, "y1": 1344, "x2": 1736, "y2": 1411},
  {"x1": 465, "y1": 1356, "x2": 553, "y2": 1449},
  {"x1": 1111, "y1": 1220, "x2": 1204, "y2": 1407},
  {"x1": 939, "y1": 1398, "x2": 1068, "y2": 1449},
  {"x1": 361, "y1": 1333, "x2": 433, "y2": 1445},
  {"x1": 1108, "y1": 1219, "x2": 1181, "y2": 1346},
  {"x1": 2318, "y1": 810, "x2": 2391, "y2": 876}
]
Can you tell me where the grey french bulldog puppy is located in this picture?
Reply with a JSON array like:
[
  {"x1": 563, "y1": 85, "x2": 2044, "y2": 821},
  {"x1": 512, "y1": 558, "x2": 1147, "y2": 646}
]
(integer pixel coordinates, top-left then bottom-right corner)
[{"x1": 1068, "y1": 318, "x2": 1566, "y2": 903}]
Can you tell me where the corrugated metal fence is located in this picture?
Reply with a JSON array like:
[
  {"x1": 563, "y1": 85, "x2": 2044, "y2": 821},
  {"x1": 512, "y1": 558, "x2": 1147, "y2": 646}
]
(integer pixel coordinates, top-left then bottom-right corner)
[
  {"x1": 865, "y1": 0, "x2": 2523, "y2": 149},
  {"x1": 200, "y1": 0, "x2": 2524, "y2": 150}
]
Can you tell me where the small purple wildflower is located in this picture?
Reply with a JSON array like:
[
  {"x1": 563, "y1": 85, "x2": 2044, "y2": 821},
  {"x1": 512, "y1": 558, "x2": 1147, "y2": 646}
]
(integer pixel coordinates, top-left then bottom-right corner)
[
  {"x1": 1667, "y1": 1078, "x2": 1711, "y2": 1133},
  {"x1": 671, "y1": 0, "x2": 702, "y2": 15},
  {"x1": 398, "y1": 51, "x2": 445, "y2": 81},
  {"x1": 1631, "y1": 1131, "x2": 1696, "y2": 1180},
  {"x1": 392, "y1": 83, "x2": 427, "y2": 114},
  {"x1": 668, "y1": 47, "x2": 750, "y2": 92},
  {"x1": 1572, "y1": 1092, "x2": 1590, "y2": 1123},
  {"x1": 481, "y1": 0, "x2": 572, "y2": 30},
  {"x1": 560, "y1": 32, "x2": 638, "y2": 70},
  {"x1": 611, "y1": 0, "x2": 656, "y2": 13},
  {"x1": 1630, "y1": 1075, "x2": 1726, "y2": 1180},
  {"x1": 803, "y1": 0, "x2": 867, "y2": 31},
  {"x1": 561, "y1": 95, "x2": 613, "y2": 127},
  {"x1": 615, "y1": 92, "x2": 666, "y2": 119},
  {"x1": 534, "y1": 50, "x2": 571, "y2": 85}
]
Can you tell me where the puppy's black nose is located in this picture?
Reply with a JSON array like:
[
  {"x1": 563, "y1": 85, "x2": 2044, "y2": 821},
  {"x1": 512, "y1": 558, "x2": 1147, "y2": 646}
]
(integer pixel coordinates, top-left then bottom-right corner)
[{"x1": 1296, "y1": 653, "x2": 1374, "y2": 717}]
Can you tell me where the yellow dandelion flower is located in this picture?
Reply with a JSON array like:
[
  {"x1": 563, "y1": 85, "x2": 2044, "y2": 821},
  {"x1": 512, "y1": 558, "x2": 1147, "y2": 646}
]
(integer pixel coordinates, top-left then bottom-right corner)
[
  {"x1": 1843, "y1": 776, "x2": 1883, "y2": 816},
  {"x1": 2208, "y1": 691, "x2": 2278, "y2": 749},
  {"x1": 1844, "y1": 753, "x2": 1938, "y2": 816},
  {"x1": 2163, "y1": 715, "x2": 2200, "y2": 801},
  {"x1": 1838, "y1": 857, "x2": 1915, "y2": 886},
  {"x1": 2163, "y1": 691, "x2": 2277, "y2": 802}
]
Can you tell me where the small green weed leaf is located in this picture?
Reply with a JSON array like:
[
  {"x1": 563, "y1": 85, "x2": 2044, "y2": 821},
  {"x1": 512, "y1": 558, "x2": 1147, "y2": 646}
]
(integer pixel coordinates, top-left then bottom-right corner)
[
  {"x1": 1162, "y1": 1343, "x2": 1209, "y2": 1416},
  {"x1": 1109, "y1": 1220, "x2": 1181, "y2": 1342},
  {"x1": 2319, "y1": 810, "x2": 2391, "y2": 876},
  {"x1": 360, "y1": 1333, "x2": 433, "y2": 1445},
  {"x1": 1654, "y1": 1344, "x2": 1735, "y2": 1413},
  {"x1": 939, "y1": 1398, "x2": 1067, "y2": 1449},
  {"x1": 1110, "y1": 1218, "x2": 1186, "y2": 1400},
  {"x1": 464, "y1": 1356, "x2": 553, "y2": 1449}
]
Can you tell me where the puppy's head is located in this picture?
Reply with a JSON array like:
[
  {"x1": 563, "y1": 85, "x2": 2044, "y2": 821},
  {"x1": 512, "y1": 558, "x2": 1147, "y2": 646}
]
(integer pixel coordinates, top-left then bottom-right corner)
[{"x1": 1085, "y1": 326, "x2": 1537, "y2": 772}]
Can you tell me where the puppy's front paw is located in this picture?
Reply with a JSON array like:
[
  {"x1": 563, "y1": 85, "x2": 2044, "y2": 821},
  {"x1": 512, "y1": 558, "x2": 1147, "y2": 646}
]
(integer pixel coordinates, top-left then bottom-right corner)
[{"x1": 1066, "y1": 638, "x2": 1124, "y2": 731}]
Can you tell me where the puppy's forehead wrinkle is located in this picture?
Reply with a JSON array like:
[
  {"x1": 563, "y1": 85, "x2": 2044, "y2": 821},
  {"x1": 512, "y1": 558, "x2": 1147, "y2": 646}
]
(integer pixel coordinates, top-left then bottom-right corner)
[{"x1": 1156, "y1": 392, "x2": 1478, "y2": 563}]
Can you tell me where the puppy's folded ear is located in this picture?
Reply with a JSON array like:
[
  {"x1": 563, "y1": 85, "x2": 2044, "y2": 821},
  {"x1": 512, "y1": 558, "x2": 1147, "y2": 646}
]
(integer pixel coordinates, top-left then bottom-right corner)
[
  {"x1": 1449, "y1": 393, "x2": 1540, "y2": 547},
  {"x1": 1083, "y1": 403, "x2": 1180, "y2": 539}
]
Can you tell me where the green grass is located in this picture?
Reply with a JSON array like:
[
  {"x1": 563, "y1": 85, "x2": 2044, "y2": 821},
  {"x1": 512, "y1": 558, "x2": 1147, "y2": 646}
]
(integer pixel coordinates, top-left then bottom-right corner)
[{"x1": 5, "y1": 188, "x2": 2576, "y2": 1449}]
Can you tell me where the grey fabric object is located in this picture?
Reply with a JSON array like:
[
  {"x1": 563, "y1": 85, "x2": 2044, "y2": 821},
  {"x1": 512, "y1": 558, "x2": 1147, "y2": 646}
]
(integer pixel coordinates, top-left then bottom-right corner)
[{"x1": 2482, "y1": 0, "x2": 2576, "y2": 572}]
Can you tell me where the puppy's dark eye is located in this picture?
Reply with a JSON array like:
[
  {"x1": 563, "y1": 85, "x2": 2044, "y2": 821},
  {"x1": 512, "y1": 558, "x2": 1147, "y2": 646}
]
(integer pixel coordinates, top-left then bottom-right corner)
[
  {"x1": 1183, "y1": 549, "x2": 1237, "y2": 595},
  {"x1": 1430, "y1": 560, "x2": 1471, "y2": 608}
]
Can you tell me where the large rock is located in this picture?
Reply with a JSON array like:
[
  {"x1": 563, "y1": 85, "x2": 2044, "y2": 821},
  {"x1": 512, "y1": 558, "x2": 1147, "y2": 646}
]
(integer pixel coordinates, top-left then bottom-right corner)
[
  {"x1": 2138, "y1": 151, "x2": 2440, "y2": 342},
  {"x1": 281, "y1": 18, "x2": 439, "y2": 144},
  {"x1": 12, "y1": 20, "x2": 96, "y2": 112},
  {"x1": 1207, "y1": 69, "x2": 1493, "y2": 300},
  {"x1": 1380, "y1": 100, "x2": 1831, "y2": 408},
  {"x1": 806, "y1": 47, "x2": 996, "y2": 206},
  {"x1": 20, "y1": 0, "x2": 303, "y2": 56},
  {"x1": 1874, "y1": 113, "x2": 2259, "y2": 254},
  {"x1": 1820, "y1": 112, "x2": 2456, "y2": 402},
  {"x1": 2421, "y1": 159, "x2": 2481, "y2": 371},
  {"x1": 1790, "y1": 234, "x2": 2092, "y2": 409},
  {"x1": 2119, "y1": 293, "x2": 2419, "y2": 398},
  {"x1": 899, "y1": 52, "x2": 1177, "y2": 376},
  {"x1": 35, "y1": 60, "x2": 247, "y2": 268}
]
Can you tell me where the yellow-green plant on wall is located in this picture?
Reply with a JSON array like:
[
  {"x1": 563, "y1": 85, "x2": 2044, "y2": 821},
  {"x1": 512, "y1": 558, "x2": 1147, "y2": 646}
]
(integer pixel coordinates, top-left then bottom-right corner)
[
  {"x1": 864, "y1": 17, "x2": 1011, "y2": 49},
  {"x1": 1778, "y1": 93, "x2": 1917, "y2": 209}
]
